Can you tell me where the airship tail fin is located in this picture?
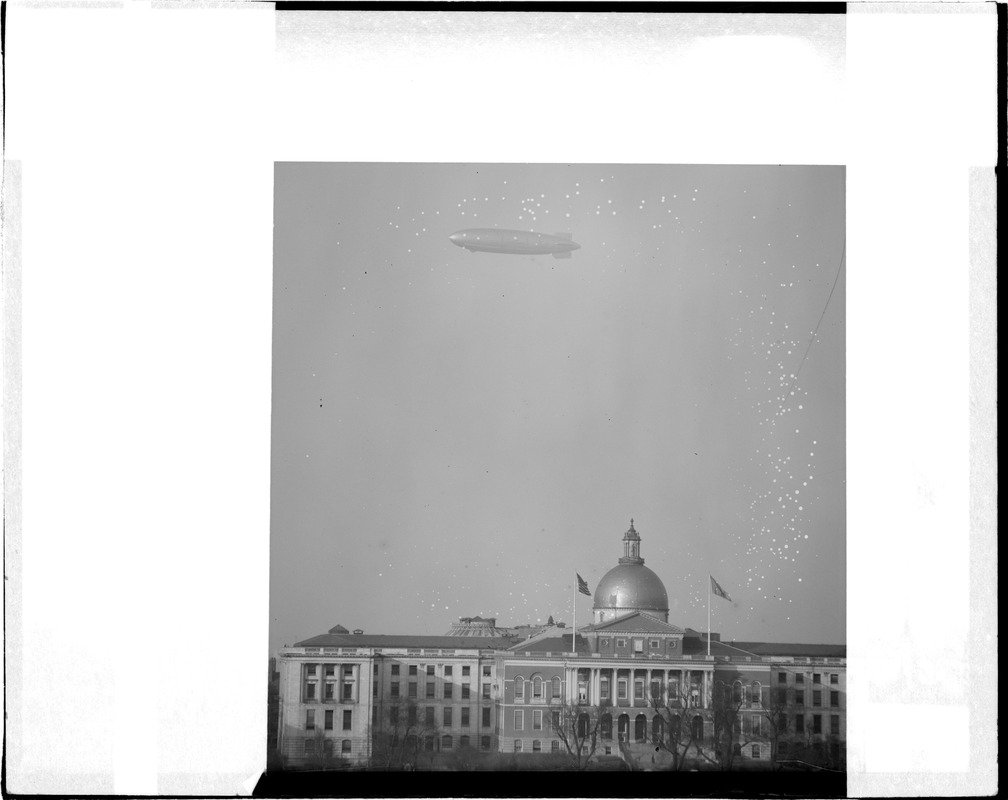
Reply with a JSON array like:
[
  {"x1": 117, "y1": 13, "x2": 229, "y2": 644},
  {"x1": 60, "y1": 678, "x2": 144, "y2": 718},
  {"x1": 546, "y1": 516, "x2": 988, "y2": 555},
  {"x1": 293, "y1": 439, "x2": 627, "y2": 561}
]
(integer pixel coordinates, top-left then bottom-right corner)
[
  {"x1": 552, "y1": 251, "x2": 572, "y2": 259},
  {"x1": 553, "y1": 232, "x2": 573, "y2": 240}
]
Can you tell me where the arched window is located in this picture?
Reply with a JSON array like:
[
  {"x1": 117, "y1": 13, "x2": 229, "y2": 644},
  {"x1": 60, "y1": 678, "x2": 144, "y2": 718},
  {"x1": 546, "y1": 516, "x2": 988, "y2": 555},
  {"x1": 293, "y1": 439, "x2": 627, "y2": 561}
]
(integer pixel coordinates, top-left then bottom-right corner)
[
  {"x1": 600, "y1": 713, "x2": 612, "y2": 740},
  {"x1": 513, "y1": 739, "x2": 523, "y2": 752},
  {"x1": 441, "y1": 734, "x2": 452, "y2": 750},
  {"x1": 751, "y1": 681, "x2": 762, "y2": 707},
  {"x1": 532, "y1": 676, "x2": 543, "y2": 699},
  {"x1": 532, "y1": 739, "x2": 542, "y2": 752},
  {"x1": 341, "y1": 739, "x2": 352, "y2": 754},
  {"x1": 733, "y1": 743, "x2": 742, "y2": 757},
  {"x1": 617, "y1": 713, "x2": 630, "y2": 741},
  {"x1": 732, "y1": 680, "x2": 742, "y2": 705},
  {"x1": 577, "y1": 713, "x2": 590, "y2": 738},
  {"x1": 691, "y1": 715, "x2": 704, "y2": 742},
  {"x1": 634, "y1": 714, "x2": 647, "y2": 742},
  {"x1": 515, "y1": 676, "x2": 524, "y2": 699},
  {"x1": 551, "y1": 676, "x2": 561, "y2": 699},
  {"x1": 651, "y1": 714, "x2": 665, "y2": 745},
  {"x1": 670, "y1": 714, "x2": 681, "y2": 742}
]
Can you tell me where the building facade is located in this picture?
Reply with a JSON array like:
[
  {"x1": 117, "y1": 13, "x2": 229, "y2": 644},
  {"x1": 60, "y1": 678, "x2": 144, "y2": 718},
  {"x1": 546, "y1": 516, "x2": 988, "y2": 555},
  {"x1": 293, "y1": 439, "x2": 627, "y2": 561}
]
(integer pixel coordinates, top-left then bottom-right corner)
[{"x1": 275, "y1": 522, "x2": 845, "y2": 770}]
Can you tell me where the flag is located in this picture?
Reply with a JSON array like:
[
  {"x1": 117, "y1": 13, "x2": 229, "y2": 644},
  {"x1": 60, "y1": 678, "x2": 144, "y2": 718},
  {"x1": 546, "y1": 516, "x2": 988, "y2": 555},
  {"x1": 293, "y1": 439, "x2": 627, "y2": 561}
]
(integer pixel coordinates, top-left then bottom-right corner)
[
  {"x1": 576, "y1": 573, "x2": 591, "y2": 596},
  {"x1": 710, "y1": 575, "x2": 732, "y2": 601}
]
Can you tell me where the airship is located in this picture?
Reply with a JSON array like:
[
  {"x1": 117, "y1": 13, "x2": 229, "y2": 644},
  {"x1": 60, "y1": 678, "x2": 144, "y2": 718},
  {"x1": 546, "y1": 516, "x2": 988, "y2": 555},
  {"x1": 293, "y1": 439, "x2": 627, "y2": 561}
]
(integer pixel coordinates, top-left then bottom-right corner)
[{"x1": 448, "y1": 228, "x2": 581, "y2": 259}]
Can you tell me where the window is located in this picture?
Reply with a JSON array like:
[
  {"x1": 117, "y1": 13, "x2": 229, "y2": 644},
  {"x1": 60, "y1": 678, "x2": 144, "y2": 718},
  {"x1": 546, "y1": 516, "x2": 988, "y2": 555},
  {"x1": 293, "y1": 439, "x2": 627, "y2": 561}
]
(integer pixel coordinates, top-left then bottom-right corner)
[
  {"x1": 751, "y1": 682, "x2": 761, "y2": 706},
  {"x1": 551, "y1": 676, "x2": 561, "y2": 699},
  {"x1": 532, "y1": 676, "x2": 543, "y2": 698},
  {"x1": 830, "y1": 673, "x2": 839, "y2": 685},
  {"x1": 344, "y1": 665, "x2": 353, "y2": 676},
  {"x1": 305, "y1": 710, "x2": 315, "y2": 730},
  {"x1": 483, "y1": 665, "x2": 491, "y2": 677},
  {"x1": 462, "y1": 666, "x2": 470, "y2": 677},
  {"x1": 426, "y1": 682, "x2": 435, "y2": 699},
  {"x1": 668, "y1": 679, "x2": 679, "y2": 702},
  {"x1": 752, "y1": 744, "x2": 761, "y2": 759},
  {"x1": 443, "y1": 707, "x2": 452, "y2": 727},
  {"x1": 389, "y1": 707, "x2": 398, "y2": 725},
  {"x1": 460, "y1": 735, "x2": 470, "y2": 749},
  {"x1": 633, "y1": 639, "x2": 644, "y2": 653},
  {"x1": 445, "y1": 666, "x2": 453, "y2": 677},
  {"x1": 813, "y1": 673, "x2": 821, "y2": 684},
  {"x1": 831, "y1": 715, "x2": 840, "y2": 735},
  {"x1": 778, "y1": 671, "x2": 787, "y2": 684},
  {"x1": 796, "y1": 673, "x2": 804, "y2": 684},
  {"x1": 482, "y1": 707, "x2": 491, "y2": 727},
  {"x1": 461, "y1": 707, "x2": 470, "y2": 727},
  {"x1": 481, "y1": 735, "x2": 491, "y2": 750},
  {"x1": 306, "y1": 664, "x2": 317, "y2": 676},
  {"x1": 341, "y1": 739, "x2": 351, "y2": 754},
  {"x1": 408, "y1": 705, "x2": 417, "y2": 726},
  {"x1": 795, "y1": 714, "x2": 805, "y2": 733},
  {"x1": 514, "y1": 710, "x2": 523, "y2": 731},
  {"x1": 324, "y1": 664, "x2": 334, "y2": 677},
  {"x1": 578, "y1": 678, "x2": 588, "y2": 703},
  {"x1": 324, "y1": 682, "x2": 334, "y2": 700},
  {"x1": 482, "y1": 683, "x2": 491, "y2": 699},
  {"x1": 342, "y1": 682, "x2": 353, "y2": 700},
  {"x1": 514, "y1": 739, "x2": 523, "y2": 752},
  {"x1": 444, "y1": 683, "x2": 453, "y2": 699},
  {"x1": 304, "y1": 739, "x2": 316, "y2": 756},
  {"x1": 813, "y1": 714, "x2": 822, "y2": 734},
  {"x1": 305, "y1": 682, "x2": 316, "y2": 700},
  {"x1": 425, "y1": 707, "x2": 435, "y2": 726},
  {"x1": 551, "y1": 710, "x2": 560, "y2": 732},
  {"x1": 426, "y1": 665, "x2": 435, "y2": 676},
  {"x1": 796, "y1": 690, "x2": 805, "y2": 706},
  {"x1": 408, "y1": 681, "x2": 417, "y2": 698},
  {"x1": 390, "y1": 682, "x2": 399, "y2": 698},
  {"x1": 532, "y1": 739, "x2": 542, "y2": 752},
  {"x1": 618, "y1": 679, "x2": 628, "y2": 700},
  {"x1": 733, "y1": 743, "x2": 742, "y2": 757},
  {"x1": 651, "y1": 639, "x2": 660, "y2": 650},
  {"x1": 409, "y1": 665, "x2": 418, "y2": 676},
  {"x1": 830, "y1": 690, "x2": 840, "y2": 707},
  {"x1": 601, "y1": 714, "x2": 612, "y2": 739},
  {"x1": 441, "y1": 734, "x2": 452, "y2": 750},
  {"x1": 324, "y1": 710, "x2": 333, "y2": 730},
  {"x1": 616, "y1": 638, "x2": 627, "y2": 648},
  {"x1": 461, "y1": 684, "x2": 470, "y2": 700},
  {"x1": 373, "y1": 664, "x2": 378, "y2": 675},
  {"x1": 651, "y1": 681, "x2": 661, "y2": 701},
  {"x1": 372, "y1": 707, "x2": 378, "y2": 726},
  {"x1": 635, "y1": 680, "x2": 645, "y2": 699},
  {"x1": 391, "y1": 665, "x2": 400, "y2": 676},
  {"x1": 751, "y1": 715, "x2": 761, "y2": 735},
  {"x1": 515, "y1": 676, "x2": 524, "y2": 699},
  {"x1": 813, "y1": 690, "x2": 822, "y2": 707},
  {"x1": 600, "y1": 677, "x2": 610, "y2": 700},
  {"x1": 733, "y1": 681, "x2": 742, "y2": 704},
  {"x1": 424, "y1": 736, "x2": 434, "y2": 752},
  {"x1": 342, "y1": 710, "x2": 352, "y2": 730},
  {"x1": 372, "y1": 681, "x2": 378, "y2": 698},
  {"x1": 533, "y1": 710, "x2": 542, "y2": 731}
]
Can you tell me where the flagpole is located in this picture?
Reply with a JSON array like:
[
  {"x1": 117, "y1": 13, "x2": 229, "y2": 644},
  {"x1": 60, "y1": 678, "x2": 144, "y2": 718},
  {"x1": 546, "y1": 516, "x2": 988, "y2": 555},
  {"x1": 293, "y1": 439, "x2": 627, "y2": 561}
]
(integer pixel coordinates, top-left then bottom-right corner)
[
  {"x1": 572, "y1": 573, "x2": 577, "y2": 657},
  {"x1": 707, "y1": 575, "x2": 711, "y2": 658}
]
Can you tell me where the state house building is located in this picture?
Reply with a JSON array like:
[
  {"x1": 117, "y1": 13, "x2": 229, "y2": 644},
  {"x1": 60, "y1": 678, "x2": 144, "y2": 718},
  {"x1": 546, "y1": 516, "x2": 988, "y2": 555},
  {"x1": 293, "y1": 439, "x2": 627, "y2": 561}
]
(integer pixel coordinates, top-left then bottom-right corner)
[{"x1": 275, "y1": 521, "x2": 845, "y2": 770}]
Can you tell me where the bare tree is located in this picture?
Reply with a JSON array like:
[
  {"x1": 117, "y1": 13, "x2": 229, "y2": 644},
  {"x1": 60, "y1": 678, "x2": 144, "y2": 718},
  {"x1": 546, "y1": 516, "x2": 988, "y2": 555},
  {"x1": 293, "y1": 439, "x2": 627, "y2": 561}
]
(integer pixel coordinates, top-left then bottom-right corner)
[
  {"x1": 706, "y1": 680, "x2": 758, "y2": 771},
  {"x1": 305, "y1": 728, "x2": 346, "y2": 771},
  {"x1": 649, "y1": 681, "x2": 708, "y2": 770},
  {"x1": 370, "y1": 699, "x2": 441, "y2": 771},
  {"x1": 757, "y1": 684, "x2": 791, "y2": 770},
  {"x1": 549, "y1": 699, "x2": 603, "y2": 771}
]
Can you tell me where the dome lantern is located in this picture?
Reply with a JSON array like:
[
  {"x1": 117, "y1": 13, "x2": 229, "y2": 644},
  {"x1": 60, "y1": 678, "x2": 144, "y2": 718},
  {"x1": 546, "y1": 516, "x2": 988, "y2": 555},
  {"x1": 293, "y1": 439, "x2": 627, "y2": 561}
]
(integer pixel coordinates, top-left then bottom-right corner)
[{"x1": 592, "y1": 519, "x2": 669, "y2": 624}]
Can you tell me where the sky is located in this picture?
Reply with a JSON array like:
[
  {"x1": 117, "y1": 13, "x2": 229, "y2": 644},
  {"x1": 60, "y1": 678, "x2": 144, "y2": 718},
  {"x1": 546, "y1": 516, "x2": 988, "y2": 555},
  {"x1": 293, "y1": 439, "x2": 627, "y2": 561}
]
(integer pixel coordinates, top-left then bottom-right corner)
[{"x1": 270, "y1": 163, "x2": 845, "y2": 653}]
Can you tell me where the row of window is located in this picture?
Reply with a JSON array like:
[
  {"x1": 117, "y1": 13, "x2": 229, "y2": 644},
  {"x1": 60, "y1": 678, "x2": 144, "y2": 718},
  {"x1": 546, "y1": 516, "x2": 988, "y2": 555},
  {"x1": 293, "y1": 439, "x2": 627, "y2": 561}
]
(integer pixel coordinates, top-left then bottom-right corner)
[
  {"x1": 730, "y1": 682, "x2": 841, "y2": 708},
  {"x1": 388, "y1": 705, "x2": 494, "y2": 729},
  {"x1": 386, "y1": 681, "x2": 492, "y2": 700},
  {"x1": 304, "y1": 738, "x2": 352, "y2": 756},
  {"x1": 306, "y1": 709, "x2": 352, "y2": 731},
  {"x1": 794, "y1": 713, "x2": 842, "y2": 735},
  {"x1": 386, "y1": 664, "x2": 492, "y2": 678},
  {"x1": 777, "y1": 671, "x2": 841, "y2": 685},
  {"x1": 597, "y1": 637, "x2": 675, "y2": 652}
]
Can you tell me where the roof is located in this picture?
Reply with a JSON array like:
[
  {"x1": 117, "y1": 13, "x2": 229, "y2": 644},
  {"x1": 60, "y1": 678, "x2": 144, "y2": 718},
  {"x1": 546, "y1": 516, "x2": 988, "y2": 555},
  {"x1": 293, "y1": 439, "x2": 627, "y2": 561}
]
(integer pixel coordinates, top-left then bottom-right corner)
[
  {"x1": 293, "y1": 633, "x2": 514, "y2": 649},
  {"x1": 582, "y1": 611, "x2": 685, "y2": 635},
  {"x1": 680, "y1": 633, "x2": 845, "y2": 659},
  {"x1": 507, "y1": 631, "x2": 590, "y2": 655}
]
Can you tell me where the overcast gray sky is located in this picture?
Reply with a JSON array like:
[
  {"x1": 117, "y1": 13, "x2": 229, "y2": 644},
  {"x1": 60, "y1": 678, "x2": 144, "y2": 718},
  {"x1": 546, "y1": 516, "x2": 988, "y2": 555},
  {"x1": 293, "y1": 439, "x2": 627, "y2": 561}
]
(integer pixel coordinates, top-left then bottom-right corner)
[{"x1": 270, "y1": 163, "x2": 844, "y2": 652}]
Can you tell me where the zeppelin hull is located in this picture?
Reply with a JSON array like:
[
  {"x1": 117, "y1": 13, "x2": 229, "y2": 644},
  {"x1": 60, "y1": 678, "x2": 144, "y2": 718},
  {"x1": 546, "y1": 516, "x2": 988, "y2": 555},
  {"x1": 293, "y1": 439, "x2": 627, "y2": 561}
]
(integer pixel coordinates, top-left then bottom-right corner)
[{"x1": 448, "y1": 228, "x2": 581, "y2": 258}]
